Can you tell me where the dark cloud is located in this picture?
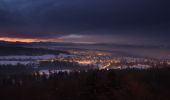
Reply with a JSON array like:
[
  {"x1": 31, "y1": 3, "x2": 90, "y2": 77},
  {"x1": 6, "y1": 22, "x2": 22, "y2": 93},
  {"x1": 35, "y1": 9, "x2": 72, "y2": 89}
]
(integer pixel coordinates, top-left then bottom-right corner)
[{"x1": 0, "y1": 0, "x2": 170, "y2": 44}]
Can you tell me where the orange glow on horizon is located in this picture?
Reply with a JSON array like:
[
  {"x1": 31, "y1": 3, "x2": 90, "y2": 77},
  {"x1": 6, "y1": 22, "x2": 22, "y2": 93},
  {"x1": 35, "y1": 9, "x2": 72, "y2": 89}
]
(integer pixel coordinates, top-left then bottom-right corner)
[{"x1": 0, "y1": 37, "x2": 62, "y2": 43}]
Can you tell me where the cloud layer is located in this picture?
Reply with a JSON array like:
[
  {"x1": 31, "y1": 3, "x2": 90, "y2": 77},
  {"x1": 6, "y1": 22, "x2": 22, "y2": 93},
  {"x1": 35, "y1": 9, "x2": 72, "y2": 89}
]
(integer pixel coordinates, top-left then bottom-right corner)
[{"x1": 0, "y1": 0, "x2": 170, "y2": 44}]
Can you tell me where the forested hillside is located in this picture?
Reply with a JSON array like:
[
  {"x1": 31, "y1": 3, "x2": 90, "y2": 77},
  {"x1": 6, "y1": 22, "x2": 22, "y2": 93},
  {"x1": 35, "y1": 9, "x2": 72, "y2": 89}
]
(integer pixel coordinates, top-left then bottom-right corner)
[
  {"x1": 0, "y1": 46, "x2": 68, "y2": 56},
  {"x1": 0, "y1": 68, "x2": 170, "y2": 100}
]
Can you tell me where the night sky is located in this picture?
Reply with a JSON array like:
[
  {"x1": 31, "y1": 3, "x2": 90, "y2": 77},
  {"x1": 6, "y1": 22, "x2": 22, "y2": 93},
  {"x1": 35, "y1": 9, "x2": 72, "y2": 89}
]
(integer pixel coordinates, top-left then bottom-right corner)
[{"x1": 0, "y1": 0, "x2": 170, "y2": 45}]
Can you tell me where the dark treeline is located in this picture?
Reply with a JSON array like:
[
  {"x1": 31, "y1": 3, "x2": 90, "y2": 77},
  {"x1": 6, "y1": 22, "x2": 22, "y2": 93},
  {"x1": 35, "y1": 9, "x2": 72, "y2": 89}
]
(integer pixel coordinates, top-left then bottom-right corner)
[
  {"x1": 0, "y1": 46, "x2": 69, "y2": 55},
  {"x1": 39, "y1": 60, "x2": 98, "y2": 70},
  {"x1": 0, "y1": 64, "x2": 35, "y2": 75},
  {"x1": 0, "y1": 61, "x2": 97, "y2": 75},
  {"x1": 0, "y1": 67, "x2": 170, "y2": 100}
]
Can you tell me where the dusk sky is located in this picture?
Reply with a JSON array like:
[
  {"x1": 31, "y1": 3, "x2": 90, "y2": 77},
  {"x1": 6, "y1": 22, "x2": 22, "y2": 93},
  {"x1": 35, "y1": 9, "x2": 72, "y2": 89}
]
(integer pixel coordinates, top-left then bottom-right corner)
[{"x1": 0, "y1": 0, "x2": 170, "y2": 45}]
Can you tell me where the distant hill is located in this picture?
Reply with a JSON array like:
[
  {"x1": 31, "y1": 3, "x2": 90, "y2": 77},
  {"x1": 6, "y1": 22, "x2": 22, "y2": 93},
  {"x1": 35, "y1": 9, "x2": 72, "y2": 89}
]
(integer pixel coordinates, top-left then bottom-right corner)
[
  {"x1": 1, "y1": 40, "x2": 170, "y2": 49},
  {"x1": 0, "y1": 46, "x2": 69, "y2": 56}
]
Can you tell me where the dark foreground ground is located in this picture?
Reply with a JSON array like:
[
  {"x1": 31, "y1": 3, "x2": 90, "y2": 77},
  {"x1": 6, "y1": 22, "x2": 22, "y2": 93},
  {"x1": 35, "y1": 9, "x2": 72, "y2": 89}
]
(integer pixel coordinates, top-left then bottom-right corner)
[{"x1": 0, "y1": 68, "x2": 170, "y2": 100}]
